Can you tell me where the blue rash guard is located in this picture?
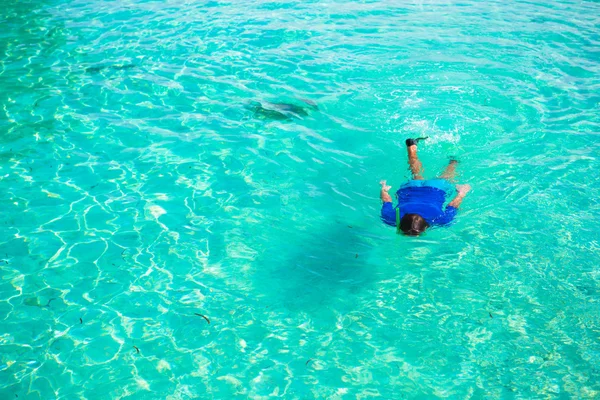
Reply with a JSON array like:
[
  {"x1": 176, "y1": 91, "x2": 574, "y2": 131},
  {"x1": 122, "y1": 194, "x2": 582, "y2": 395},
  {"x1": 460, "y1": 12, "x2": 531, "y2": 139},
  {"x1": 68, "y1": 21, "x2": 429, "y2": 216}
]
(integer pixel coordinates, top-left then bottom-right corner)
[{"x1": 381, "y1": 179, "x2": 457, "y2": 227}]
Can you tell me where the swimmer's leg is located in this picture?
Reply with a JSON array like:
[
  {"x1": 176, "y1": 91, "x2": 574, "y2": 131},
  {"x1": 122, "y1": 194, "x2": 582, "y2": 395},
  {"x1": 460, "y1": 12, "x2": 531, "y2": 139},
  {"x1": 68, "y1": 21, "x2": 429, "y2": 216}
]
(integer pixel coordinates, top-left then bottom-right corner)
[
  {"x1": 440, "y1": 159, "x2": 458, "y2": 180},
  {"x1": 406, "y1": 139, "x2": 424, "y2": 180}
]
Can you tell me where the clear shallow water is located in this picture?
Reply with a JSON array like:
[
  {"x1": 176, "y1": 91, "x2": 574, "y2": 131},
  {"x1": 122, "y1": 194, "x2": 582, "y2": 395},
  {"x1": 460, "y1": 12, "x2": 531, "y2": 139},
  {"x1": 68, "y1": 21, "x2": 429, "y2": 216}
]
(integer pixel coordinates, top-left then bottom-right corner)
[{"x1": 1, "y1": 0, "x2": 600, "y2": 397}]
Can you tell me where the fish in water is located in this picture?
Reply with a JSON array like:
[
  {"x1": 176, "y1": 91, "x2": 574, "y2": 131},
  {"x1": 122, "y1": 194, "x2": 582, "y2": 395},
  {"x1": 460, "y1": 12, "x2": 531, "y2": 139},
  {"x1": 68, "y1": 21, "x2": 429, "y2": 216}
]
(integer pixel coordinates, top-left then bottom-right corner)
[
  {"x1": 86, "y1": 64, "x2": 137, "y2": 74},
  {"x1": 248, "y1": 99, "x2": 318, "y2": 121},
  {"x1": 112, "y1": 64, "x2": 136, "y2": 71}
]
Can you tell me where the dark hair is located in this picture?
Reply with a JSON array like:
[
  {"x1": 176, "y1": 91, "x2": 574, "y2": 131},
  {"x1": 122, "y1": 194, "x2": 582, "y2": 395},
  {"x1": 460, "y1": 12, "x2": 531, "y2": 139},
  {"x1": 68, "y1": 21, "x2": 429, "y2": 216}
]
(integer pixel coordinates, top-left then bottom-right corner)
[{"x1": 399, "y1": 213, "x2": 429, "y2": 236}]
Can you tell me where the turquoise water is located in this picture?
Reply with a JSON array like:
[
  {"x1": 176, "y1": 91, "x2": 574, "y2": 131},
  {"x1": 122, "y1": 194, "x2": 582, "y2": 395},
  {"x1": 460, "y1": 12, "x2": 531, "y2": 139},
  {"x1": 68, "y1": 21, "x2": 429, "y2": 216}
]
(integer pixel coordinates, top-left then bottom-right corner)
[{"x1": 1, "y1": 0, "x2": 600, "y2": 397}]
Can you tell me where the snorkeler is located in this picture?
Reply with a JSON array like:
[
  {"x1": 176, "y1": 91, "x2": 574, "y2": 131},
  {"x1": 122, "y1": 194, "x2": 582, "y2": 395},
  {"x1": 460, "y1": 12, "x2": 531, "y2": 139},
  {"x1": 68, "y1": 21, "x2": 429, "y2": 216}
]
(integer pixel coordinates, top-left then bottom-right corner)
[{"x1": 379, "y1": 137, "x2": 471, "y2": 236}]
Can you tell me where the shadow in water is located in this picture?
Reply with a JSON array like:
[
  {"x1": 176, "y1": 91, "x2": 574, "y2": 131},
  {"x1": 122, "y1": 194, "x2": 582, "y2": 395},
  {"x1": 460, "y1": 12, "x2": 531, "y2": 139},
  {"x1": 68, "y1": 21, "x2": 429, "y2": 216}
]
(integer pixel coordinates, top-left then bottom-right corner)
[{"x1": 252, "y1": 223, "x2": 377, "y2": 313}]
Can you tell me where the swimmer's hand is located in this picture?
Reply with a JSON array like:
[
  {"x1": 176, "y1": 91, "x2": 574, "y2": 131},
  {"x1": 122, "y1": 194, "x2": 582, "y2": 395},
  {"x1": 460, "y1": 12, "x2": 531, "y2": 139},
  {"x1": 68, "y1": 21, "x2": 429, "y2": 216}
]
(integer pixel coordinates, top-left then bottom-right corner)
[
  {"x1": 379, "y1": 180, "x2": 391, "y2": 192},
  {"x1": 456, "y1": 184, "x2": 471, "y2": 196},
  {"x1": 380, "y1": 180, "x2": 392, "y2": 203},
  {"x1": 449, "y1": 184, "x2": 471, "y2": 208}
]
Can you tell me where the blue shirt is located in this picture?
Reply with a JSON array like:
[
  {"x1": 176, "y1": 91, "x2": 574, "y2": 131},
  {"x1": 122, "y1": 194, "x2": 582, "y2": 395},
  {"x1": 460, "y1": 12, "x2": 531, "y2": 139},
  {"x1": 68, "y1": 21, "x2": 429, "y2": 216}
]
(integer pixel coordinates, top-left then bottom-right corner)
[{"x1": 381, "y1": 185, "x2": 457, "y2": 227}]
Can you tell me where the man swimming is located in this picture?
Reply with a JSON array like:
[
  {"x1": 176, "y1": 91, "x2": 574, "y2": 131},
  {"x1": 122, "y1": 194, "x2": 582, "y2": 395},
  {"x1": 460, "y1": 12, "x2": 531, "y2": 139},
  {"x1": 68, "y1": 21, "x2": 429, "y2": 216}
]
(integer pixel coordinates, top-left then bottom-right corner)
[{"x1": 379, "y1": 137, "x2": 471, "y2": 235}]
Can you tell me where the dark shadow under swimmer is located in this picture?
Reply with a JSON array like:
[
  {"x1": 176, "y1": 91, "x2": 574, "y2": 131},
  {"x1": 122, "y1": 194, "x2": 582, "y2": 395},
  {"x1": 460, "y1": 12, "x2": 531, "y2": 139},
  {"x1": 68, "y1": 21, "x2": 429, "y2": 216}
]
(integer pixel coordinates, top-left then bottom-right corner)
[
  {"x1": 379, "y1": 137, "x2": 471, "y2": 236},
  {"x1": 248, "y1": 99, "x2": 318, "y2": 121}
]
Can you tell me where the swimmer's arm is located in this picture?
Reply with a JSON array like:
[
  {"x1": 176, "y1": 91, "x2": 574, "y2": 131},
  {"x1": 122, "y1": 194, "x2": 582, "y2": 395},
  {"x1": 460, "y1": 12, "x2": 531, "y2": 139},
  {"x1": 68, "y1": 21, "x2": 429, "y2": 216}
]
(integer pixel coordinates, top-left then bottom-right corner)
[
  {"x1": 448, "y1": 184, "x2": 471, "y2": 208},
  {"x1": 380, "y1": 180, "x2": 392, "y2": 203}
]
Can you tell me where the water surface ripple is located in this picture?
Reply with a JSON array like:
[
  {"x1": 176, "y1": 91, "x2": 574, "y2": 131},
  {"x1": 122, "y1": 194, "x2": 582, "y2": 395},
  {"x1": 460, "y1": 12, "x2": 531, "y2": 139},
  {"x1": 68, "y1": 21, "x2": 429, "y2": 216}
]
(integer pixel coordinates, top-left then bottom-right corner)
[{"x1": 1, "y1": 0, "x2": 600, "y2": 398}]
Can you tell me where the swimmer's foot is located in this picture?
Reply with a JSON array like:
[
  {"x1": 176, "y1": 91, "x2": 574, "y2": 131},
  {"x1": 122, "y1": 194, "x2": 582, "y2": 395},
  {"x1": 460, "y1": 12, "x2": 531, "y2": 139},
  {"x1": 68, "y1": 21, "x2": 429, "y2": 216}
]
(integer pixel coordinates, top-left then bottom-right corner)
[
  {"x1": 440, "y1": 157, "x2": 459, "y2": 179},
  {"x1": 405, "y1": 137, "x2": 428, "y2": 147}
]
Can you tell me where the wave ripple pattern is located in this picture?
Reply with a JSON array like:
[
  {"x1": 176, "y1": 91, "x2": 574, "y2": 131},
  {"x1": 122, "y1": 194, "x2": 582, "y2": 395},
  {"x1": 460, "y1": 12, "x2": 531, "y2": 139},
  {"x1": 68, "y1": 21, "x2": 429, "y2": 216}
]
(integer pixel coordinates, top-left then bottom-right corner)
[{"x1": 1, "y1": 0, "x2": 599, "y2": 398}]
